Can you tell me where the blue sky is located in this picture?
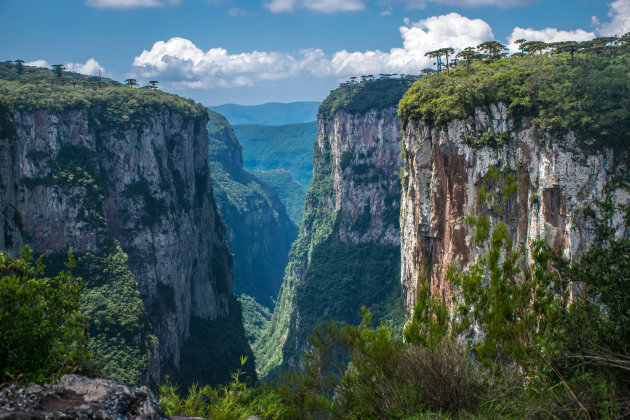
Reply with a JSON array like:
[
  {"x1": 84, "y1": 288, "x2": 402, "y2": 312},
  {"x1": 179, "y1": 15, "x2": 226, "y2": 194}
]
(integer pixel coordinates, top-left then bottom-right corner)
[{"x1": 1, "y1": 0, "x2": 627, "y2": 105}]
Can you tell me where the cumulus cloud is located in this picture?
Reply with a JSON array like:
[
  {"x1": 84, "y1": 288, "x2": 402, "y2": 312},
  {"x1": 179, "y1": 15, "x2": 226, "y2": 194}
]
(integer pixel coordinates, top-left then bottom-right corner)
[
  {"x1": 507, "y1": 27, "x2": 595, "y2": 53},
  {"x1": 65, "y1": 58, "x2": 105, "y2": 76},
  {"x1": 23, "y1": 59, "x2": 105, "y2": 76},
  {"x1": 25, "y1": 59, "x2": 50, "y2": 68},
  {"x1": 596, "y1": 0, "x2": 630, "y2": 36},
  {"x1": 132, "y1": 13, "x2": 492, "y2": 88},
  {"x1": 264, "y1": 0, "x2": 365, "y2": 13},
  {"x1": 85, "y1": 0, "x2": 181, "y2": 9}
]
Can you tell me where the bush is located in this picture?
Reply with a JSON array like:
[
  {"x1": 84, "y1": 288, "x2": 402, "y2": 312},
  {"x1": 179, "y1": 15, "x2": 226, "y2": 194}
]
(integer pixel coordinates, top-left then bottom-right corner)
[{"x1": 0, "y1": 246, "x2": 89, "y2": 385}]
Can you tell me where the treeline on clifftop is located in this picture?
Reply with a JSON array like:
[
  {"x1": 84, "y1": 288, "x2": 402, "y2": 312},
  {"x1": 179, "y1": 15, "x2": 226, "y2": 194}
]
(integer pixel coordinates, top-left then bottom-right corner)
[
  {"x1": 0, "y1": 61, "x2": 205, "y2": 129},
  {"x1": 399, "y1": 35, "x2": 630, "y2": 150}
]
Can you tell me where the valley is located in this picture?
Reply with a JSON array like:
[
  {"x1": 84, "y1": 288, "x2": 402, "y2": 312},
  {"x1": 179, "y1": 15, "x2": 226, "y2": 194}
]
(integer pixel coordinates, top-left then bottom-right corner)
[{"x1": 1, "y1": 32, "x2": 630, "y2": 419}]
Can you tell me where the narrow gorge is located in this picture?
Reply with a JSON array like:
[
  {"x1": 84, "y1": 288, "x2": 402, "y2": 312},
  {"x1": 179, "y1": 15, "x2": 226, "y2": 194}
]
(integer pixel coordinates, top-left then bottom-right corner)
[{"x1": 257, "y1": 77, "x2": 417, "y2": 376}]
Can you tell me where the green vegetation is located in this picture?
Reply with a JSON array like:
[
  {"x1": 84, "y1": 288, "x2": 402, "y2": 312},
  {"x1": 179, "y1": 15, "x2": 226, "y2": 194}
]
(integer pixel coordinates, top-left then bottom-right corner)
[
  {"x1": 252, "y1": 169, "x2": 306, "y2": 226},
  {"x1": 0, "y1": 246, "x2": 89, "y2": 385},
  {"x1": 399, "y1": 38, "x2": 630, "y2": 149},
  {"x1": 233, "y1": 122, "x2": 317, "y2": 187},
  {"x1": 208, "y1": 111, "x2": 297, "y2": 309},
  {"x1": 0, "y1": 61, "x2": 205, "y2": 129},
  {"x1": 160, "y1": 195, "x2": 630, "y2": 418},
  {"x1": 76, "y1": 242, "x2": 153, "y2": 386},
  {"x1": 318, "y1": 76, "x2": 418, "y2": 121},
  {"x1": 238, "y1": 294, "x2": 272, "y2": 349},
  {"x1": 178, "y1": 296, "x2": 256, "y2": 390}
]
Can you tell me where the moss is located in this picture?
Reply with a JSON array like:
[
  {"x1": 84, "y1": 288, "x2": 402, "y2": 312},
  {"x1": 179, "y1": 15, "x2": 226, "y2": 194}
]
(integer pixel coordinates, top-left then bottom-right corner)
[
  {"x1": 340, "y1": 150, "x2": 354, "y2": 171},
  {"x1": 123, "y1": 178, "x2": 169, "y2": 227}
]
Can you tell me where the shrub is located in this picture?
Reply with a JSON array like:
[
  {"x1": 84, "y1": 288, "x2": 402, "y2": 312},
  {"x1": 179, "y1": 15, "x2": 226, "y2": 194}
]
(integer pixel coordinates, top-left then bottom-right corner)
[{"x1": 0, "y1": 246, "x2": 89, "y2": 385}]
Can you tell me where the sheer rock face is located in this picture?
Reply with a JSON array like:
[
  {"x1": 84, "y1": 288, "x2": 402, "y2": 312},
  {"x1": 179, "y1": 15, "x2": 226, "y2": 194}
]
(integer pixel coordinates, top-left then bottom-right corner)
[
  {"x1": 0, "y1": 375, "x2": 166, "y2": 419},
  {"x1": 327, "y1": 107, "x2": 403, "y2": 245},
  {"x1": 0, "y1": 108, "x2": 233, "y2": 383},
  {"x1": 400, "y1": 103, "x2": 630, "y2": 319},
  {"x1": 259, "y1": 106, "x2": 404, "y2": 374}
]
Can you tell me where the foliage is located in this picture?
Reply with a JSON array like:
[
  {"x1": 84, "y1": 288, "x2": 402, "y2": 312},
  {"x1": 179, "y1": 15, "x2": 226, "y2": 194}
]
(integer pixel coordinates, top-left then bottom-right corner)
[
  {"x1": 399, "y1": 43, "x2": 630, "y2": 149},
  {"x1": 239, "y1": 294, "x2": 272, "y2": 349},
  {"x1": 319, "y1": 76, "x2": 418, "y2": 122},
  {"x1": 253, "y1": 169, "x2": 306, "y2": 226},
  {"x1": 178, "y1": 296, "x2": 256, "y2": 390},
  {"x1": 233, "y1": 121, "x2": 317, "y2": 187},
  {"x1": 159, "y1": 357, "x2": 295, "y2": 420},
  {"x1": 76, "y1": 242, "x2": 153, "y2": 386},
  {"x1": 0, "y1": 62, "x2": 205, "y2": 129},
  {"x1": 0, "y1": 246, "x2": 89, "y2": 385}
]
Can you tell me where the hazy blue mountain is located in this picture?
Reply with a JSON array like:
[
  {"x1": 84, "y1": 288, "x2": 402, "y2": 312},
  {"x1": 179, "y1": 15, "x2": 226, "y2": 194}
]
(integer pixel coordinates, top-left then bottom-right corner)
[
  {"x1": 233, "y1": 122, "x2": 317, "y2": 188},
  {"x1": 210, "y1": 102, "x2": 319, "y2": 126}
]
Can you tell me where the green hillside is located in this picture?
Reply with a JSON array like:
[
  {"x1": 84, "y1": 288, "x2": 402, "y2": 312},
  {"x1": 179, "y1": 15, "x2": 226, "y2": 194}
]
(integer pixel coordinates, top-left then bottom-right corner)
[
  {"x1": 252, "y1": 169, "x2": 306, "y2": 226},
  {"x1": 233, "y1": 121, "x2": 317, "y2": 188}
]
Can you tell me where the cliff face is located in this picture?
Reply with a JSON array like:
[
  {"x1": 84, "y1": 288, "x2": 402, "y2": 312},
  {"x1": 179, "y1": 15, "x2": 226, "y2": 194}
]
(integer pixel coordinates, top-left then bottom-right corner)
[
  {"x1": 257, "y1": 78, "x2": 413, "y2": 377},
  {"x1": 0, "y1": 104, "x2": 236, "y2": 384},
  {"x1": 400, "y1": 103, "x2": 630, "y2": 319},
  {"x1": 207, "y1": 110, "x2": 297, "y2": 310}
]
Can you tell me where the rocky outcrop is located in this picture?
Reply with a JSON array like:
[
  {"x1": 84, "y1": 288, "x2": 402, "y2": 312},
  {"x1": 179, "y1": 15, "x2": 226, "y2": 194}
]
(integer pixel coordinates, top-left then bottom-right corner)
[
  {"x1": 257, "y1": 78, "x2": 413, "y2": 377},
  {"x1": 0, "y1": 375, "x2": 166, "y2": 419},
  {"x1": 400, "y1": 103, "x2": 630, "y2": 318},
  {"x1": 0, "y1": 103, "x2": 236, "y2": 384}
]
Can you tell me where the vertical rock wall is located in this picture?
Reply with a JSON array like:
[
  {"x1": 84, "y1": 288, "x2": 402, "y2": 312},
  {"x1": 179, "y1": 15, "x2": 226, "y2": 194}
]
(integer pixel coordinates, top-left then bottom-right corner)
[
  {"x1": 400, "y1": 103, "x2": 630, "y2": 319},
  {"x1": 0, "y1": 106, "x2": 235, "y2": 383}
]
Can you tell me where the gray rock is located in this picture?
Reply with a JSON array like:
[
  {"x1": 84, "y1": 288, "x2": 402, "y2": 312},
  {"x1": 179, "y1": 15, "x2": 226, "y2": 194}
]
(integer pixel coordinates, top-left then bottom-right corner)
[{"x1": 0, "y1": 375, "x2": 167, "y2": 419}]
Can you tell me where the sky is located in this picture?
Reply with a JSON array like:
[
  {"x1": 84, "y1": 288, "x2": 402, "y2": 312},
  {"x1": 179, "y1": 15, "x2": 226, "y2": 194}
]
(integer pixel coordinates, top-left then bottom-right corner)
[{"x1": 1, "y1": 0, "x2": 629, "y2": 106}]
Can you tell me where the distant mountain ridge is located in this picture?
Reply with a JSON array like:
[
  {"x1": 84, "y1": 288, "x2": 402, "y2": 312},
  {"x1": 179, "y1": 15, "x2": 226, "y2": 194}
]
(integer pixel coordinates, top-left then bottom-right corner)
[{"x1": 210, "y1": 101, "x2": 319, "y2": 125}]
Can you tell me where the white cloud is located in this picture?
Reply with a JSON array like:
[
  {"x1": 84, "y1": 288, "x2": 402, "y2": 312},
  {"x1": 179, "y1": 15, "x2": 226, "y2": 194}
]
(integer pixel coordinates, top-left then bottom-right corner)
[
  {"x1": 264, "y1": 0, "x2": 365, "y2": 13},
  {"x1": 596, "y1": 0, "x2": 630, "y2": 36},
  {"x1": 131, "y1": 13, "x2": 493, "y2": 88},
  {"x1": 507, "y1": 27, "x2": 595, "y2": 53},
  {"x1": 85, "y1": 0, "x2": 181, "y2": 9},
  {"x1": 23, "y1": 59, "x2": 105, "y2": 76},
  {"x1": 65, "y1": 58, "x2": 105, "y2": 76},
  {"x1": 25, "y1": 59, "x2": 49, "y2": 68}
]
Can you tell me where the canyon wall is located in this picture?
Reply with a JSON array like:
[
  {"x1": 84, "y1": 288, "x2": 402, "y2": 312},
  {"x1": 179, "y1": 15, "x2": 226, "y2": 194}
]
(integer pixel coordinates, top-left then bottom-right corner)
[
  {"x1": 400, "y1": 103, "x2": 630, "y2": 318},
  {"x1": 0, "y1": 92, "x2": 248, "y2": 384}
]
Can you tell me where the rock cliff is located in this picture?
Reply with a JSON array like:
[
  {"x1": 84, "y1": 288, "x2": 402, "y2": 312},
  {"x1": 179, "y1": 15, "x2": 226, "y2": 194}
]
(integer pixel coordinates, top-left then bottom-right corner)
[
  {"x1": 400, "y1": 103, "x2": 630, "y2": 319},
  {"x1": 257, "y1": 78, "x2": 415, "y2": 376},
  {"x1": 0, "y1": 69, "x2": 247, "y2": 385}
]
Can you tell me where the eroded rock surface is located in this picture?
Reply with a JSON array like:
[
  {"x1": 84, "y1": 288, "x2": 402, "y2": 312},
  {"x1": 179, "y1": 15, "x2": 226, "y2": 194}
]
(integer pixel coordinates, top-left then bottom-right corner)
[
  {"x1": 0, "y1": 375, "x2": 166, "y2": 419},
  {"x1": 400, "y1": 103, "x2": 630, "y2": 318}
]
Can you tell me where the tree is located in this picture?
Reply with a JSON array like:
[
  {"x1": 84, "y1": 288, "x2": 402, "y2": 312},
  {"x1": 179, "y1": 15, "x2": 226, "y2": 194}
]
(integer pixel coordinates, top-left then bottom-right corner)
[
  {"x1": 477, "y1": 41, "x2": 508, "y2": 60},
  {"x1": 421, "y1": 68, "x2": 436, "y2": 76},
  {"x1": 522, "y1": 41, "x2": 547, "y2": 55},
  {"x1": 15, "y1": 59, "x2": 24, "y2": 75},
  {"x1": 425, "y1": 49, "x2": 443, "y2": 74},
  {"x1": 514, "y1": 38, "x2": 527, "y2": 56},
  {"x1": 456, "y1": 47, "x2": 483, "y2": 67},
  {"x1": 147, "y1": 80, "x2": 159, "y2": 90},
  {"x1": 124, "y1": 78, "x2": 138, "y2": 88},
  {"x1": 439, "y1": 47, "x2": 455, "y2": 74},
  {"x1": 0, "y1": 246, "x2": 89, "y2": 384},
  {"x1": 51, "y1": 64, "x2": 66, "y2": 77},
  {"x1": 550, "y1": 41, "x2": 581, "y2": 67}
]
